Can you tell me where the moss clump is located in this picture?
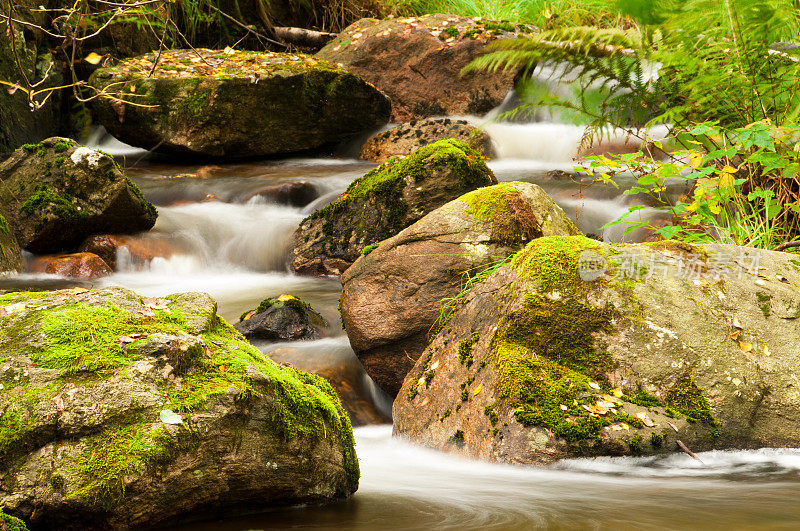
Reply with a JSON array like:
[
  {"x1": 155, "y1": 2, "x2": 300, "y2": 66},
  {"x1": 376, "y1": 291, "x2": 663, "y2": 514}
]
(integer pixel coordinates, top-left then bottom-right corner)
[
  {"x1": 756, "y1": 291, "x2": 771, "y2": 317},
  {"x1": 650, "y1": 433, "x2": 664, "y2": 448},
  {"x1": 239, "y1": 294, "x2": 327, "y2": 327},
  {"x1": 20, "y1": 143, "x2": 41, "y2": 153},
  {"x1": 665, "y1": 374, "x2": 714, "y2": 424},
  {"x1": 19, "y1": 184, "x2": 85, "y2": 220},
  {"x1": 628, "y1": 435, "x2": 644, "y2": 454},
  {"x1": 439, "y1": 26, "x2": 460, "y2": 40},
  {"x1": 458, "y1": 330, "x2": 479, "y2": 367},
  {"x1": 0, "y1": 510, "x2": 28, "y2": 531},
  {"x1": 53, "y1": 140, "x2": 71, "y2": 153},
  {"x1": 0, "y1": 214, "x2": 9, "y2": 235},
  {"x1": 461, "y1": 183, "x2": 543, "y2": 245},
  {"x1": 450, "y1": 430, "x2": 465, "y2": 444},
  {"x1": 482, "y1": 20, "x2": 516, "y2": 32},
  {"x1": 361, "y1": 242, "x2": 380, "y2": 256},
  {"x1": 511, "y1": 235, "x2": 604, "y2": 292},
  {"x1": 484, "y1": 404, "x2": 499, "y2": 426}
]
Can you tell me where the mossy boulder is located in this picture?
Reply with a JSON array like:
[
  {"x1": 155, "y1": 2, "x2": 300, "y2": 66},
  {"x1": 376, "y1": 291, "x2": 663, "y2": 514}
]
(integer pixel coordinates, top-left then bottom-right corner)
[
  {"x1": 291, "y1": 139, "x2": 498, "y2": 276},
  {"x1": 235, "y1": 294, "x2": 328, "y2": 341},
  {"x1": 0, "y1": 510, "x2": 27, "y2": 531},
  {"x1": 317, "y1": 14, "x2": 534, "y2": 121},
  {"x1": 0, "y1": 213, "x2": 22, "y2": 272},
  {"x1": 0, "y1": 138, "x2": 157, "y2": 254},
  {"x1": 89, "y1": 49, "x2": 391, "y2": 158},
  {"x1": 0, "y1": 287, "x2": 357, "y2": 530},
  {"x1": 341, "y1": 182, "x2": 580, "y2": 397},
  {"x1": 394, "y1": 237, "x2": 800, "y2": 463},
  {"x1": 359, "y1": 117, "x2": 496, "y2": 163}
]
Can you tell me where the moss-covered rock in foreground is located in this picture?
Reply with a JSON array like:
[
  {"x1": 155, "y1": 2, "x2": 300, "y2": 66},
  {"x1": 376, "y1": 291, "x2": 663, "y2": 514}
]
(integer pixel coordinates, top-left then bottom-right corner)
[
  {"x1": 394, "y1": 236, "x2": 800, "y2": 463},
  {"x1": 341, "y1": 182, "x2": 580, "y2": 397},
  {"x1": 235, "y1": 294, "x2": 328, "y2": 341},
  {"x1": 0, "y1": 287, "x2": 357, "y2": 530},
  {"x1": 89, "y1": 49, "x2": 391, "y2": 158},
  {"x1": 291, "y1": 139, "x2": 497, "y2": 276},
  {"x1": 0, "y1": 138, "x2": 157, "y2": 254}
]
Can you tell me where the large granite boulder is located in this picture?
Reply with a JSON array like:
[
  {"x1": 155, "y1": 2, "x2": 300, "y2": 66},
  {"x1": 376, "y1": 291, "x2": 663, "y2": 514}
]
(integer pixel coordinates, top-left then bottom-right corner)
[
  {"x1": 0, "y1": 0, "x2": 63, "y2": 154},
  {"x1": 317, "y1": 15, "x2": 534, "y2": 121},
  {"x1": 359, "y1": 118, "x2": 496, "y2": 163},
  {"x1": 90, "y1": 49, "x2": 391, "y2": 158},
  {"x1": 395, "y1": 237, "x2": 800, "y2": 463},
  {"x1": 0, "y1": 138, "x2": 157, "y2": 254},
  {"x1": 341, "y1": 182, "x2": 580, "y2": 397},
  {"x1": 291, "y1": 138, "x2": 497, "y2": 276},
  {"x1": 0, "y1": 287, "x2": 358, "y2": 530}
]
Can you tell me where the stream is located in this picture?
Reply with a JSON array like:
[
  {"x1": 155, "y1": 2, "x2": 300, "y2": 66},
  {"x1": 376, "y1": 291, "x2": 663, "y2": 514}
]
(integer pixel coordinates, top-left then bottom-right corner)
[{"x1": 4, "y1": 119, "x2": 800, "y2": 530}]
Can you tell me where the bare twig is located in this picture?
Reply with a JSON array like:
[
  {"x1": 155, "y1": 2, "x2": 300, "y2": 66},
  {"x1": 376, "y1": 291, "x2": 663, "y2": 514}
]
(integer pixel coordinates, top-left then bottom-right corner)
[
  {"x1": 676, "y1": 440, "x2": 704, "y2": 464},
  {"x1": 775, "y1": 240, "x2": 800, "y2": 252}
]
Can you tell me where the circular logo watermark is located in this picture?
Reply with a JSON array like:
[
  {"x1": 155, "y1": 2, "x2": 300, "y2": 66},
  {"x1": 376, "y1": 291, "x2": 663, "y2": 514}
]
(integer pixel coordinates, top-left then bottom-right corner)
[{"x1": 578, "y1": 250, "x2": 608, "y2": 281}]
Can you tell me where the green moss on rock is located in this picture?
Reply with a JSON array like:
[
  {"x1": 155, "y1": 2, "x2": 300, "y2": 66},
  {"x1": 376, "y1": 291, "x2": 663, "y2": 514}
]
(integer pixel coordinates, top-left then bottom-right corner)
[{"x1": 0, "y1": 510, "x2": 28, "y2": 531}]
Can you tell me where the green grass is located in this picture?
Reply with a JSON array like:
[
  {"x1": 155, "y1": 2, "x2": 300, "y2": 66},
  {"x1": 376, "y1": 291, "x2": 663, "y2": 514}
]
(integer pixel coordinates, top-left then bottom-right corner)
[{"x1": 391, "y1": 0, "x2": 622, "y2": 28}]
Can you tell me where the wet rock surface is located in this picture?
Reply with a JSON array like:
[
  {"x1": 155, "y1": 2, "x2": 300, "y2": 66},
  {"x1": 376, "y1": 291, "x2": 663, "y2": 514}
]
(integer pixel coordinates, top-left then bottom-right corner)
[
  {"x1": 395, "y1": 237, "x2": 800, "y2": 464},
  {"x1": 0, "y1": 287, "x2": 358, "y2": 530},
  {"x1": 0, "y1": 138, "x2": 157, "y2": 254},
  {"x1": 90, "y1": 49, "x2": 391, "y2": 158},
  {"x1": 317, "y1": 14, "x2": 534, "y2": 121},
  {"x1": 359, "y1": 118, "x2": 496, "y2": 163},
  {"x1": 291, "y1": 139, "x2": 497, "y2": 276},
  {"x1": 235, "y1": 294, "x2": 328, "y2": 341}
]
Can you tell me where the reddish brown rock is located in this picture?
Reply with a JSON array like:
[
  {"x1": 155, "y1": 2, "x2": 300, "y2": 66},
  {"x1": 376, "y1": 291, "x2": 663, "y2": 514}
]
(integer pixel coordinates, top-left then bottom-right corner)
[
  {"x1": 29, "y1": 252, "x2": 112, "y2": 279},
  {"x1": 340, "y1": 182, "x2": 580, "y2": 397},
  {"x1": 317, "y1": 15, "x2": 534, "y2": 122},
  {"x1": 360, "y1": 118, "x2": 496, "y2": 163},
  {"x1": 78, "y1": 234, "x2": 176, "y2": 270}
]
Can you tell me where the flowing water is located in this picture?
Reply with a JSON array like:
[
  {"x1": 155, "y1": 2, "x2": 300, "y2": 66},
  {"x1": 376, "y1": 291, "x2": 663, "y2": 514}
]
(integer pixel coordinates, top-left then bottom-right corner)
[{"x1": 4, "y1": 121, "x2": 797, "y2": 530}]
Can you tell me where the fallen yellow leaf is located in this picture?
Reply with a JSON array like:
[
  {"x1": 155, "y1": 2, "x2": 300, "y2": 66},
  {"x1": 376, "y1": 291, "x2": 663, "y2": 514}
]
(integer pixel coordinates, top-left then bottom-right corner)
[
  {"x1": 611, "y1": 388, "x2": 623, "y2": 397},
  {"x1": 559, "y1": 404, "x2": 568, "y2": 411},
  {"x1": 588, "y1": 381, "x2": 601, "y2": 390},
  {"x1": 739, "y1": 341, "x2": 753, "y2": 352},
  {"x1": 732, "y1": 316, "x2": 743, "y2": 329},
  {"x1": 84, "y1": 52, "x2": 103, "y2": 65},
  {"x1": 473, "y1": 383, "x2": 482, "y2": 396}
]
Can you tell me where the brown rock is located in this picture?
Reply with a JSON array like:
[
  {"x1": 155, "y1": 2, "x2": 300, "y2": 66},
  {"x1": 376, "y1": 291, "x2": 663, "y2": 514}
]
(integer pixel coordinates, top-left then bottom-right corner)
[
  {"x1": 360, "y1": 118, "x2": 496, "y2": 163},
  {"x1": 340, "y1": 182, "x2": 580, "y2": 397},
  {"x1": 394, "y1": 237, "x2": 800, "y2": 464},
  {"x1": 28, "y1": 252, "x2": 112, "y2": 279},
  {"x1": 290, "y1": 139, "x2": 497, "y2": 277},
  {"x1": 78, "y1": 234, "x2": 176, "y2": 270},
  {"x1": 317, "y1": 15, "x2": 535, "y2": 122}
]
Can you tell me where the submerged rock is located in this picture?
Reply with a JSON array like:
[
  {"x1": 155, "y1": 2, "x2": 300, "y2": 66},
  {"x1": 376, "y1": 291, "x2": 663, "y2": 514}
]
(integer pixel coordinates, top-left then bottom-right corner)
[
  {"x1": 0, "y1": 213, "x2": 21, "y2": 272},
  {"x1": 291, "y1": 139, "x2": 497, "y2": 276},
  {"x1": 235, "y1": 294, "x2": 328, "y2": 341},
  {"x1": 394, "y1": 237, "x2": 800, "y2": 463},
  {"x1": 341, "y1": 182, "x2": 580, "y2": 397},
  {"x1": 90, "y1": 49, "x2": 391, "y2": 158},
  {"x1": 0, "y1": 138, "x2": 157, "y2": 254},
  {"x1": 317, "y1": 15, "x2": 534, "y2": 121},
  {"x1": 0, "y1": 287, "x2": 357, "y2": 530},
  {"x1": 359, "y1": 118, "x2": 496, "y2": 163},
  {"x1": 243, "y1": 181, "x2": 319, "y2": 207},
  {"x1": 28, "y1": 252, "x2": 112, "y2": 279}
]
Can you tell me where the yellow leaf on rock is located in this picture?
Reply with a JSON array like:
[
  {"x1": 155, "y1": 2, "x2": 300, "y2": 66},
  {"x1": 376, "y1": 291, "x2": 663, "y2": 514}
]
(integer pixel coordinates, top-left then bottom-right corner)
[
  {"x1": 739, "y1": 341, "x2": 753, "y2": 352},
  {"x1": 473, "y1": 383, "x2": 482, "y2": 396},
  {"x1": 588, "y1": 381, "x2": 601, "y2": 390},
  {"x1": 611, "y1": 388, "x2": 623, "y2": 397},
  {"x1": 732, "y1": 316, "x2": 743, "y2": 329}
]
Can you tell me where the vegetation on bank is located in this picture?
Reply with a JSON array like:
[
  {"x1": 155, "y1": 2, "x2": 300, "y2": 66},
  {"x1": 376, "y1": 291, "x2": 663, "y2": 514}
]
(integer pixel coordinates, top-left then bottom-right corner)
[{"x1": 469, "y1": 0, "x2": 800, "y2": 251}]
